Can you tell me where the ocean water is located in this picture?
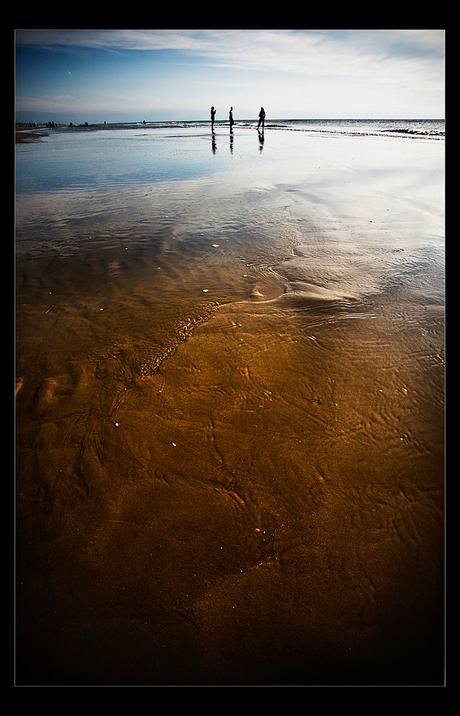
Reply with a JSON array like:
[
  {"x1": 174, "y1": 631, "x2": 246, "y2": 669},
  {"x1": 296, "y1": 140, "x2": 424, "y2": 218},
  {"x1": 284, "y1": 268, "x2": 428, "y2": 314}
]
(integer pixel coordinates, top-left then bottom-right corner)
[
  {"x1": 15, "y1": 120, "x2": 445, "y2": 685},
  {"x1": 250, "y1": 118, "x2": 445, "y2": 136},
  {"x1": 51, "y1": 118, "x2": 445, "y2": 135}
]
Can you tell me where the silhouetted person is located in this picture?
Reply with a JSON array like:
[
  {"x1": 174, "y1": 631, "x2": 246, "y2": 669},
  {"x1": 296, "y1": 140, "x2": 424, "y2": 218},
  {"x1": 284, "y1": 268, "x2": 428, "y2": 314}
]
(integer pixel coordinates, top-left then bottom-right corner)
[
  {"x1": 211, "y1": 106, "x2": 216, "y2": 131},
  {"x1": 257, "y1": 107, "x2": 265, "y2": 130},
  {"x1": 229, "y1": 106, "x2": 234, "y2": 131}
]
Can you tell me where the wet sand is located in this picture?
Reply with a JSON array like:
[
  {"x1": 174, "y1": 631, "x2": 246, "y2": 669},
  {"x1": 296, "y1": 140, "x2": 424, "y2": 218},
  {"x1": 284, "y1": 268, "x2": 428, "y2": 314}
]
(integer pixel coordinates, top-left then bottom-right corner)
[
  {"x1": 15, "y1": 127, "x2": 444, "y2": 685},
  {"x1": 15, "y1": 128, "x2": 49, "y2": 143}
]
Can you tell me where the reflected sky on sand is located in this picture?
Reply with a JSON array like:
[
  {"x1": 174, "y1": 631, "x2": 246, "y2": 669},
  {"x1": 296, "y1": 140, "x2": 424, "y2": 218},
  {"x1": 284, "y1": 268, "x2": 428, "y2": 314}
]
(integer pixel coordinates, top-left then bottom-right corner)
[{"x1": 15, "y1": 124, "x2": 265, "y2": 194}]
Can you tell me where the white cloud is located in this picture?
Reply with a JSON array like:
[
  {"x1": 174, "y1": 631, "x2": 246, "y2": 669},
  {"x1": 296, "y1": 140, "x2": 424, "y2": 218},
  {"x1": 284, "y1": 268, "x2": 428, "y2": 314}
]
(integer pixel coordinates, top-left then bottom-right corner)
[
  {"x1": 15, "y1": 29, "x2": 444, "y2": 70},
  {"x1": 17, "y1": 29, "x2": 444, "y2": 93},
  {"x1": 15, "y1": 29, "x2": 445, "y2": 120},
  {"x1": 15, "y1": 29, "x2": 444, "y2": 83}
]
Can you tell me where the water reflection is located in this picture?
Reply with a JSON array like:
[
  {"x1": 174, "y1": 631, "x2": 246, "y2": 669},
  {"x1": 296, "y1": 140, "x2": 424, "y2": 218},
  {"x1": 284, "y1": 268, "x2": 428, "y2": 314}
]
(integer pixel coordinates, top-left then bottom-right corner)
[
  {"x1": 258, "y1": 129, "x2": 264, "y2": 153},
  {"x1": 210, "y1": 129, "x2": 235, "y2": 155}
]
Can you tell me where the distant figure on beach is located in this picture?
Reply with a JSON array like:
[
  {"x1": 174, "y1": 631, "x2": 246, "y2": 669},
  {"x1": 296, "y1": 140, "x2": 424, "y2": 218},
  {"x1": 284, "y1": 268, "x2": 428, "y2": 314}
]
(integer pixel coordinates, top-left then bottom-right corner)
[
  {"x1": 211, "y1": 106, "x2": 216, "y2": 130},
  {"x1": 257, "y1": 107, "x2": 265, "y2": 130},
  {"x1": 229, "y1": 106, "x2": 234, "y2": 131}
]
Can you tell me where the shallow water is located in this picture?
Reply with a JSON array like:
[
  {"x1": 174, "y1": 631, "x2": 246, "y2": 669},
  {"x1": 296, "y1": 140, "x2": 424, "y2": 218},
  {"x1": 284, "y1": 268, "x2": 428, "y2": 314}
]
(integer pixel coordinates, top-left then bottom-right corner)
[{"x1": 15, "y1": 125, "x2": 444, "y2": 685}]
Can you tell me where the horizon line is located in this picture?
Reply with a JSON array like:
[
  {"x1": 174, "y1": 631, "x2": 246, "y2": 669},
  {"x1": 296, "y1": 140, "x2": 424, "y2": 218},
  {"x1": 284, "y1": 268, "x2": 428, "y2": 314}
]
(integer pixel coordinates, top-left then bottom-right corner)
[{"x1": 16, "y1": 117, "x2": 445, "y2": 125}]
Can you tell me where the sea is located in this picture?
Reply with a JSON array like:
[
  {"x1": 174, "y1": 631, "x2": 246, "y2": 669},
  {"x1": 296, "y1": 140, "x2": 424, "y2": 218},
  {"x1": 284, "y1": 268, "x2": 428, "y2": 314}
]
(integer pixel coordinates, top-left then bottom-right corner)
[{"x1": 49, "y1": 117, "x2": 445, "y2": 136}]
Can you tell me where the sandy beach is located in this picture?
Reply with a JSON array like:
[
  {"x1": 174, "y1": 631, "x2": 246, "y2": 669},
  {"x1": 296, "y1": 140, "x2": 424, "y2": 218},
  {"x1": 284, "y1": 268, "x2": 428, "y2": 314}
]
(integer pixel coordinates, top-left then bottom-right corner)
[
  {"x1": 15, "y1": 123, "x2": 444, "y2": 685},
  {"x1": 15, "y1": 127, "x2": 49, "y2": 143}
]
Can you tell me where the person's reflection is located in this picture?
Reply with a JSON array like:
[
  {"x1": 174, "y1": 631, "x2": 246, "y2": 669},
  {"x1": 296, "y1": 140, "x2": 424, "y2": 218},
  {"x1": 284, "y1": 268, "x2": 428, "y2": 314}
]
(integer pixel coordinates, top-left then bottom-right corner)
[
  {"x1": 230, "y1": 131, "x2": 234, "y2": 154},
  {"x1": 258, "y1": 128, "x2": 264, "y2": 153},
  {"x1": 211, "y1": 131, "x2": 217, "y2": 154}
]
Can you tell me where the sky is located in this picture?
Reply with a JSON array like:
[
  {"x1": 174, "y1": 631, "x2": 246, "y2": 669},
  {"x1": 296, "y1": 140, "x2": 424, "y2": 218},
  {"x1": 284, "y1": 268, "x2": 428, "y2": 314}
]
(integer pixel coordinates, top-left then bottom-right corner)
[{"x1": 14, "y1": 29, "x2": 445, "y2": 124}]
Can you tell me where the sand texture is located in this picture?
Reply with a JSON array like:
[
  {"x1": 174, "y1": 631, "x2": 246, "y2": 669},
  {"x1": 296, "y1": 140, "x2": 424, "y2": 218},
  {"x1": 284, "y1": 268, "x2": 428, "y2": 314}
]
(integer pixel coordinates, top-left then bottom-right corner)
[{"x1": 15, "y1": 125, "x2": 444, "y2": 685}]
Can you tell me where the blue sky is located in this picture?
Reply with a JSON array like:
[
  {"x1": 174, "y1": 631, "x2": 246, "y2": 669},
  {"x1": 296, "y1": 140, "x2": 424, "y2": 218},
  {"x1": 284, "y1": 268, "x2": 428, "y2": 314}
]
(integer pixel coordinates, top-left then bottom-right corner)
[{"x1": 15, "y1": 29, "x2": 445, "y2": 124}]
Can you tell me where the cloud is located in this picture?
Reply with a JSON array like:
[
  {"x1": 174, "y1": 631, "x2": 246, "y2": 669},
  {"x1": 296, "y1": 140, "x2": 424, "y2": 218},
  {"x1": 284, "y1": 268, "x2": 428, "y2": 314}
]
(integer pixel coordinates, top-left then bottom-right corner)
[
  {"x1": 16, "y1": 29, "x2": 445, "y2": 102},
  {"x1": 15, "y1": 30, "x2": 444, "y2": 120},
  {"x1": 15, "y1": 29, "x2": 444, "y2": 74}
]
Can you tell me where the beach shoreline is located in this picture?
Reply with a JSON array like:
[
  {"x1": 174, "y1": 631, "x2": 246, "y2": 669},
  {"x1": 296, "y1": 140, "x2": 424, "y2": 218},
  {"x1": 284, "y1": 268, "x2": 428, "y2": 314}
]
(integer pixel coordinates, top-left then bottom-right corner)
[
  {"x1": 15, "y1": 125, "x2": 445, "y2": 685},
  {"x1": 15, "y1": 128, "x2": 49, "y2": 143}
]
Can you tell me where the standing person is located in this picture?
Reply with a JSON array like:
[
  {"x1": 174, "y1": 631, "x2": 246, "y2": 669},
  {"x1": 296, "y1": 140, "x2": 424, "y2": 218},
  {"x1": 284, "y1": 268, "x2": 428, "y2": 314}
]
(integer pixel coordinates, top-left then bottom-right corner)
[
  {"x1": 257, "y1": 106, "x2": 265, "y2": 130},
  {"x1": 229, "y1": 106, "x2": 234, "y2": 131},
  {"x1": 211, "y1": 106, "x2": 216, "y2": 130}
]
